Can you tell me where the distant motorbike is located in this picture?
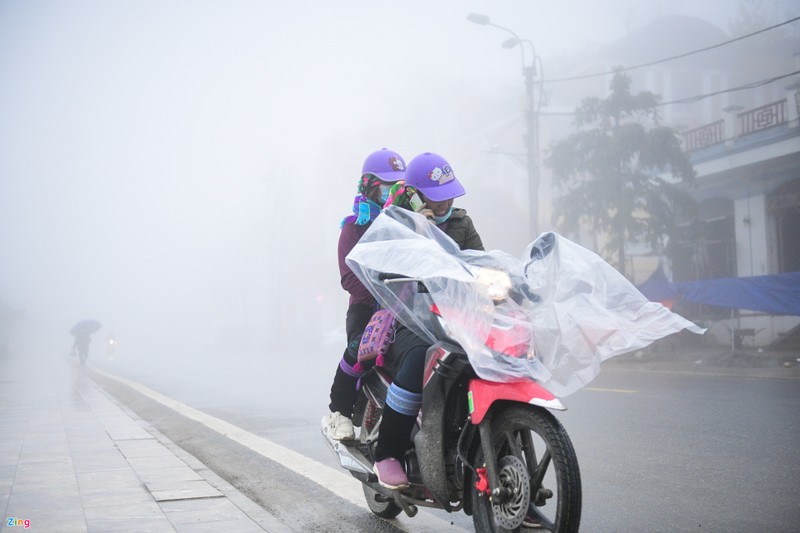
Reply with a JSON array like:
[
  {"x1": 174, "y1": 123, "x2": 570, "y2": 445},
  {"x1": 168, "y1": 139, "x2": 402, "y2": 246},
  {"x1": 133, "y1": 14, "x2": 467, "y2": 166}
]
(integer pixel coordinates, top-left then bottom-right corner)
[
  {"x1": 107, "y1": 334, "x2": 117, "y2": 360},
  {"x1": 323, "y1": 232, "x2": 582, "y2": 532}
]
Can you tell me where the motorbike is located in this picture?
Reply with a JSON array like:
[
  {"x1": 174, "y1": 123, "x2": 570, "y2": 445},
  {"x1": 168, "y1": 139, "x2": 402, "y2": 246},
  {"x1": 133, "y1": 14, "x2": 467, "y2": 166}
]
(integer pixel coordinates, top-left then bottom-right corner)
[
  {"x1": 324, "y1": 206, "x2": 703, "y2": 532},
  {"x1": 323, "y1": 229, "x2": 582, "y2": 532},
  {"x1": 107, "y1": 334, "x2": 117, "y2": 361}
]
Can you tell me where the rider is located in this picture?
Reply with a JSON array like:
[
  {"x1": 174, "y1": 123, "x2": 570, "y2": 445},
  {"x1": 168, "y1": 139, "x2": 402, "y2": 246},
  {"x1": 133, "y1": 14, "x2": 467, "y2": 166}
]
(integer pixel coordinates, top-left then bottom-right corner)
[
  {"x1": 323, "y1": 148, "x2": 407, "y2": 441},
  {"x1": 372, "y1": 152, "x2": 484, "y2": 489}
]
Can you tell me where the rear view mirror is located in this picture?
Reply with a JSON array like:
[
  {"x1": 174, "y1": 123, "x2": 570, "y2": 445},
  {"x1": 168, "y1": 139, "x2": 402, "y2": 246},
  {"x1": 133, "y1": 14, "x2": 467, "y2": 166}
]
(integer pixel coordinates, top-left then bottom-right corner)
[{"x1": 530, "y1": 232, "x2": 555, "y2": 260}]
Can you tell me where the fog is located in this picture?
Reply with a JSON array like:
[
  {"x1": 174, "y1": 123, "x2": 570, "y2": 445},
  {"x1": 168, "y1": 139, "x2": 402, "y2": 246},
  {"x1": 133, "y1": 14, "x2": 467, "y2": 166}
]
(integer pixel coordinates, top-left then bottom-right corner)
[{"x1": 0, "y1": 0, "x2": 790, "y2": 363}]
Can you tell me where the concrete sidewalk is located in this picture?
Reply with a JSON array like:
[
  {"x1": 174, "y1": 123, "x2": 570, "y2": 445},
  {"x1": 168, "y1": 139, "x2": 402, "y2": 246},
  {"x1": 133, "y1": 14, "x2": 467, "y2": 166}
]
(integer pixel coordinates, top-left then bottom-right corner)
[{"x1": 0, "y1": 352, "x2": 292, "y2": 533}]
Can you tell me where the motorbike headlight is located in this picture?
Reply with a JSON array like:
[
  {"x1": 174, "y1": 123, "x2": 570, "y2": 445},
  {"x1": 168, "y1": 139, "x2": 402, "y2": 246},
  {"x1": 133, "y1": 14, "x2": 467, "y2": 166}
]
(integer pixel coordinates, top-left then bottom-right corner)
[
  {"x1": 474, "y1": 268, "x2": 512, "y2": 301},
  {"x1": 485, "y1": 312, "x2": 536, "y2": 359}
]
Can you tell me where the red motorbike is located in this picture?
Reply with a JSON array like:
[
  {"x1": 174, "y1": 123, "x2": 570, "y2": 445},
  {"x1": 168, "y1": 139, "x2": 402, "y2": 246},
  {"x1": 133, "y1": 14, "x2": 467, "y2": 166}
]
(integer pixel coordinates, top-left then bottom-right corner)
[{"x1": 323, "y1": 233, "x2": 582, "y2": 532}]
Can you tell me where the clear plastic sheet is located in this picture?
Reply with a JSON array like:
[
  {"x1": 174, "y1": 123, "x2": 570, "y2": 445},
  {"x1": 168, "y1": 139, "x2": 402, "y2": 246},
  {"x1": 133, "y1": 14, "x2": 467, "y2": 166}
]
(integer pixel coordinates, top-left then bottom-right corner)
[{"x1": 346, "y1": 206, "x2": 705, "y2": 397}]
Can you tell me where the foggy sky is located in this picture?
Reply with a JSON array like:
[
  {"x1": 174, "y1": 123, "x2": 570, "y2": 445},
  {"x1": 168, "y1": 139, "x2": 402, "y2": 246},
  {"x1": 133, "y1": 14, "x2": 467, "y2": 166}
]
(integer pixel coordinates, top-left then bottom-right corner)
[{"x1": 1, "y1": 0, "x2": 795, "y2": 359}]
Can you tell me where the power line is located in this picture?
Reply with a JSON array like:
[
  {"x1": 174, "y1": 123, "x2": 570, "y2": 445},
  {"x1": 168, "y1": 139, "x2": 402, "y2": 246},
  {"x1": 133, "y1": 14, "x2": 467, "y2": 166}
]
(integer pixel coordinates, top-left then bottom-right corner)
[
  {"x1": 659, "y1": 70, "x2": 800, "y2": 105},
  {"x1": 544, "y1": 15, "x2": 800, "y2": 84},
  {"x1": 536, "y1": 70, "x2": 800, "y2": 116}
]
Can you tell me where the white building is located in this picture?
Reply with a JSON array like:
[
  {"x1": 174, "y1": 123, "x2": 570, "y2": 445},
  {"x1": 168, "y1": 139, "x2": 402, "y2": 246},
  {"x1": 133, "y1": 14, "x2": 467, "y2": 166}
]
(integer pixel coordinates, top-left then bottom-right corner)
[{"x1": 543, "y1": 15, "x2": 800, "y2": 347}]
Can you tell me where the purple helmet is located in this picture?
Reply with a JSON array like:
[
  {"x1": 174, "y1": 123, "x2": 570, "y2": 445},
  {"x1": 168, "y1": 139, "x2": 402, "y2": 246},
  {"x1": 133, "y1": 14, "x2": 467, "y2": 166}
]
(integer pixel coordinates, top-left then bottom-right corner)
[
  {"x1": 362, "y1": 148, "x2": 406, "y2": 183},
  {"x1": 404, "y1": 152, "x2": 465, "y2": 201}
]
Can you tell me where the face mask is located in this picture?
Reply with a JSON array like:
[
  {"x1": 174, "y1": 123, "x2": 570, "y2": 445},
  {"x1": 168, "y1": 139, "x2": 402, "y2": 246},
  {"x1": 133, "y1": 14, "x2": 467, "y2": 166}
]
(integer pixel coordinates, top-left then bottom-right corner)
[
  {"x1": 433, "y1": 207, "x2": 453, "y2": 225},
  {"x1": 379, "y1": 184, "x2": 392, "y2": 204}
]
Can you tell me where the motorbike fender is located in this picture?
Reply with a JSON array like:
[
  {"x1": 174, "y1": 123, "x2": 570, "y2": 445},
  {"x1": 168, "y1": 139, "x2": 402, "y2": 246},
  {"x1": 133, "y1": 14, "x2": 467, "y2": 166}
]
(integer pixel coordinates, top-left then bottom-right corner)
[
  {"x1": 413, "y1": 365, "x2": 452, "y2": 512},
  {"x1": 414, "y1": 342, "x2": 462, "y2": 513},
  {"x1": 468, "y1": 379, "x2": 565, "y2": 424}
]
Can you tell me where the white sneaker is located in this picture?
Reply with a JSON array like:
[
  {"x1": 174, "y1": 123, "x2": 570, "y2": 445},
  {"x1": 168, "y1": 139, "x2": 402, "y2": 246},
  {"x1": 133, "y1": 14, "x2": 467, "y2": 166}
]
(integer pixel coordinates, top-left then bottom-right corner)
[{"x1": 322, "y1": 411, "x2": 355, "y2": 441}]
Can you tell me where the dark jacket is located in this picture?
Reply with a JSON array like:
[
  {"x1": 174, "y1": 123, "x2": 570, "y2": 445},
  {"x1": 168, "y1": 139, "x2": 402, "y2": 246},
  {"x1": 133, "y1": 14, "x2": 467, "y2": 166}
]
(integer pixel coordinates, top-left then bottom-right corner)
[
  {"x1": 338, "y1": 221, "x2": 374, "y2": 307},
  {"x1": 439, "y1": 207, "x2": 484, "y2": 251},
  {"x1": 338, "y1": 207, "x2": 483, "y2": 306},
  {"x1": 73, "y1": 331, "x2": 91, "y2": 352}
]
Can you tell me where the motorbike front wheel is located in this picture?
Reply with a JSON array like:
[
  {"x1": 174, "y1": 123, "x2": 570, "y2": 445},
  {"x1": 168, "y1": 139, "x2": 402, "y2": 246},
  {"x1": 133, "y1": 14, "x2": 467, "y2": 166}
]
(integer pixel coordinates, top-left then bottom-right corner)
[{"x1": 470, "y1": 405, "x2": 581, "y2": 532}]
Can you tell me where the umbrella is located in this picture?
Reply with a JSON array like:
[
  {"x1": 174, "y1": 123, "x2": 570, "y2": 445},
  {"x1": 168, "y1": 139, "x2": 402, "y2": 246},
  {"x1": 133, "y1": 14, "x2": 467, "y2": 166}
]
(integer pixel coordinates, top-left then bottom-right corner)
[{"x1": 70, "y1": 319, "x2": 102, "y2": 336}]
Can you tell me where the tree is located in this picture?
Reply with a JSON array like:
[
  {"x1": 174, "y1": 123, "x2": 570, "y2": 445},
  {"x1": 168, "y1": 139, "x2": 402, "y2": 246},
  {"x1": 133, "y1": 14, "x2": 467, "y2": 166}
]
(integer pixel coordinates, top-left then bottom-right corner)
[
  {"x1": 546, "y1": 71, "x2": 696, "y2": 278},
  {"x1": 727, "y1": 0, "x2": 795, "y2": 39}
]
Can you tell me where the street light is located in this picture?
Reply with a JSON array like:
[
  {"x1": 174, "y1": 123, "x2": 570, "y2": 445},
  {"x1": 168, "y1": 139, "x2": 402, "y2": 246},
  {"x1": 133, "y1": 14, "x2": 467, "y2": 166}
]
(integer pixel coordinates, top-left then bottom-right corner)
[{"x1": 467, "y1": 12, "x2": 540, "y2": 238}]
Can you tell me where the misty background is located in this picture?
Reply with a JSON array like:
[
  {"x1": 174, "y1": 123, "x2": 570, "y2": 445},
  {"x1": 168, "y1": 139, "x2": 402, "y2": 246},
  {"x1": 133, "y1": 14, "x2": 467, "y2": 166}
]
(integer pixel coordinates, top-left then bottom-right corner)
[{"x1": 1, "y1": 0, "x2": 795, "y2": 363}]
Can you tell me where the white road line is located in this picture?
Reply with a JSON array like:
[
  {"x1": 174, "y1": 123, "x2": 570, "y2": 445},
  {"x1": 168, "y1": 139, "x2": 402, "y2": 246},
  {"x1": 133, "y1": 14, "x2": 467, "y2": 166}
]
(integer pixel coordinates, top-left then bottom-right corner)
[
  {"x1": 585, "y1": 387, "x2": 637, "y2": 393},
  {"x1": 91, "y1": 366, "x2": 471, "y2": 533}
]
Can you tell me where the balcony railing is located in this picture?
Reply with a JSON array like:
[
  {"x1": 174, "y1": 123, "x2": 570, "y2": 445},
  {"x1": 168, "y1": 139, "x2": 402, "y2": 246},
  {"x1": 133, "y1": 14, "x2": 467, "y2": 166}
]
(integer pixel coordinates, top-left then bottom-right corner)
[
  {"x1": 681, "y1": 98, "x2": 790, "y2": 152},
  {"x1": 682, "y1": 120, "x2": 724, "y2": 151},
  {"x1": 738, "y1": 100, "x2": 786, "y2": 135}
]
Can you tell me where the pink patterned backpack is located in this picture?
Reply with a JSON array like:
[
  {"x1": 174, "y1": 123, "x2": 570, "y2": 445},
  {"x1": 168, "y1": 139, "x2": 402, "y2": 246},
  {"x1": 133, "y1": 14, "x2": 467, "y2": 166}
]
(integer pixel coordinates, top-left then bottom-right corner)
[{"x1": 357, "y1": 309, "x2": 396, "y2": 363}]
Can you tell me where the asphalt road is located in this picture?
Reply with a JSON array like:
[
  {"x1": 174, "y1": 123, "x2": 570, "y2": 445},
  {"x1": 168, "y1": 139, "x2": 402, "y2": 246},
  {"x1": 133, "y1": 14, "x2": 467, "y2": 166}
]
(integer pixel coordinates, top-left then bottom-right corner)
[{"x1": 89, "y1": 349, "x2": 800, "y2": 532}]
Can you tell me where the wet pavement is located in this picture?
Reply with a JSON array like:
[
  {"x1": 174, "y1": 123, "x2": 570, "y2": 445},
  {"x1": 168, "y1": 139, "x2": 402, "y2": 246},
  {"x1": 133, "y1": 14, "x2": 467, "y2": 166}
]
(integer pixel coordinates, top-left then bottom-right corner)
[
  {"x1": 606, "y1": 344, "x2": 800, "y2": 379},
  {"x1": 0, "y1": 351, "x2": 293, "y2": 533},
  {"x1": 2, "y1": 343, "x2": 797, "y2": 532}
]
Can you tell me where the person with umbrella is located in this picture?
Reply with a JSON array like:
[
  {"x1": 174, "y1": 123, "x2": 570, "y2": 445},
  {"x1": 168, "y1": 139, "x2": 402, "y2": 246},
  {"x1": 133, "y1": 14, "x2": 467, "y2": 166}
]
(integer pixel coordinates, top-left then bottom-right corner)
[{"x1": 70, "y1": 319, "x2": 101, "y2": 365}]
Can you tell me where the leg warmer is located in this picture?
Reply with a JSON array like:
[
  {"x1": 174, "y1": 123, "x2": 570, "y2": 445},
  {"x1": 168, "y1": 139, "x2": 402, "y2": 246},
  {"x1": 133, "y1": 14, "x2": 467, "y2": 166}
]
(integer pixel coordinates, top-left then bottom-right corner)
[{"x1": 386, "y1": 383, "x2": 422, "y2": 417}]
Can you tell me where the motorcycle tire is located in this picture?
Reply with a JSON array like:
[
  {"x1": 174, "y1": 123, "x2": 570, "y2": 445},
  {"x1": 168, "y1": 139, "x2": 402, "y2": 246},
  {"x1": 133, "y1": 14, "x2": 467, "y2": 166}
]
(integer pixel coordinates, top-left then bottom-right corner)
[
  {"x1": 362, "y1": 484, "x2": 402, "y2": 519},
  {"x1": 469, "y1": 405, "x2": 581, "y2": 533}
]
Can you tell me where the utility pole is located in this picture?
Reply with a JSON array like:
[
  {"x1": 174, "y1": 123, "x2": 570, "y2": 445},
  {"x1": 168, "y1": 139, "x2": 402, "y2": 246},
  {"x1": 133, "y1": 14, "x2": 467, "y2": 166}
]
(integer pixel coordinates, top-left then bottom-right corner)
[
  {"x1": 523, "y1": 63, "x2": 539, "y2": 237},
  {"x1": 468, "y1": 12, "x2": 540, "y2": 238}
]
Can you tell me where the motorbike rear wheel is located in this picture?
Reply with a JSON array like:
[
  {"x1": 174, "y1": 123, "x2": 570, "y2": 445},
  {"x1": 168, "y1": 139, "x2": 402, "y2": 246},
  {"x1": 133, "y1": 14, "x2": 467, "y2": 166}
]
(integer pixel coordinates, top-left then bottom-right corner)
[
  {"x1": 470, "y1": 405, "x2": 581, "y2": 532},
  {"x1": 362, "y1": 484, "x2": 403, "y2": 519},
  {"x1": 360, "y1": 401, "x2": 402, "y2": 520}
]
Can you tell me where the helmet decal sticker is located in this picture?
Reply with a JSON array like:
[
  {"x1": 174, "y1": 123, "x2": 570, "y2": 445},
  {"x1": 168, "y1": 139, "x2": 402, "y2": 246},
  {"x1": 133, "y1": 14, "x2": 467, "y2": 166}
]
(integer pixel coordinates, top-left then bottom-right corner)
[
  {"x1": 389, "y1": 157, "x2": 405, "y2": 171},
  {"x1": 428, "y1": 165, "x2": 454, "y2": 185}
]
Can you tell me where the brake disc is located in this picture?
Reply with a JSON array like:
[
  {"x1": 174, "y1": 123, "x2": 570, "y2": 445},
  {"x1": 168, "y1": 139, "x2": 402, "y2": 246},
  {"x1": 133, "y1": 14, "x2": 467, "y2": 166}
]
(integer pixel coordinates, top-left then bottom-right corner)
[{"x1": 492, "y1": 455, "x2": 531, "y2": 530}]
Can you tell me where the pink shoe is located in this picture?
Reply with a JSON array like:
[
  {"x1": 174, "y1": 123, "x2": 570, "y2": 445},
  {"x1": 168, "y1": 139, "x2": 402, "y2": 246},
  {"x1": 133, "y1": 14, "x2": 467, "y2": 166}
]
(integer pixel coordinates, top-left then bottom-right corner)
[{"x1": 374, "y1": 457, "x2": 409, "y2": 489}]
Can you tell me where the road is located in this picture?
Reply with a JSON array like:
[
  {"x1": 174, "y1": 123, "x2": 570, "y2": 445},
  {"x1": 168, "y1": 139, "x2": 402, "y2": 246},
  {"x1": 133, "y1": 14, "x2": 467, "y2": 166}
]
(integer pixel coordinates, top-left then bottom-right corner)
[{"x1": 88, "y1": 349, "x2": 800, "y2": 532}]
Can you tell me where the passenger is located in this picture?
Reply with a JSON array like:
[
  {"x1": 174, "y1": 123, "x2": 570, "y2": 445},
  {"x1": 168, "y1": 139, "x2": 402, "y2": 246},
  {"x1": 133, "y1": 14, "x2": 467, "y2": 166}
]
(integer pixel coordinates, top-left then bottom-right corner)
[
  {"x1": 323, "y1": 148, "x2": 407, "y2": 441},
  {"x1": 372, "y1": 152, "x2": 484, "y2": 488}
]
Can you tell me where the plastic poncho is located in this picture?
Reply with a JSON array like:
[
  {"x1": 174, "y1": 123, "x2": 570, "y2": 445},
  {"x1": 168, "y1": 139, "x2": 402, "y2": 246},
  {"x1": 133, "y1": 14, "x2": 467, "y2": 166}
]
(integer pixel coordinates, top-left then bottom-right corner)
[{"x1": 346, "y1": 206, "x2": 705, "y2": 397}]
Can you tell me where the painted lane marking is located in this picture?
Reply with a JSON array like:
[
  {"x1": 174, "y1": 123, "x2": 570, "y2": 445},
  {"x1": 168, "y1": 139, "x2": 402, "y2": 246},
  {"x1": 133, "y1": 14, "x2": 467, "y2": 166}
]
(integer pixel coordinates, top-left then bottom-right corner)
[
  {"x1": 90, "y1": 366, "x2": 470, "y2": 533},
  {"x1": 585, "y1": 387, "x2": 638, "y2": 393}
]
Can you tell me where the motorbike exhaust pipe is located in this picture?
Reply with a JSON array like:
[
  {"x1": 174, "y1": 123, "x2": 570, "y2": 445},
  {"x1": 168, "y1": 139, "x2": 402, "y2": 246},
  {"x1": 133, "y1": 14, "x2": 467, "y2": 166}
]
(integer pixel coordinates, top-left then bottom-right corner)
[{"x1": 393, "y1": 493, "x2": 418, "y2": 517}]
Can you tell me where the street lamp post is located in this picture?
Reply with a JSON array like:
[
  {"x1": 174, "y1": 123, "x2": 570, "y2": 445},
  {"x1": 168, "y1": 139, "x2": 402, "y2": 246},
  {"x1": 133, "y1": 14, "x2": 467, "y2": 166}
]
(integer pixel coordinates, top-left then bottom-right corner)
[
  {"x1": 468, "y1": 13, "x2": 540, "y2": 238},
  {"x1": 522, "y1": 59, "x2": 538, "y2": 239}
]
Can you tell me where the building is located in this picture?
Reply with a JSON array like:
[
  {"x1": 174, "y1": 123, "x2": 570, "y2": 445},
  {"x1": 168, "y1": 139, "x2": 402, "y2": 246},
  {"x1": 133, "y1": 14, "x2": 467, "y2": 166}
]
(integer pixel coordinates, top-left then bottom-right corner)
[{"x1": 544, "y1": 15, "x2": 800, "y2": 347}]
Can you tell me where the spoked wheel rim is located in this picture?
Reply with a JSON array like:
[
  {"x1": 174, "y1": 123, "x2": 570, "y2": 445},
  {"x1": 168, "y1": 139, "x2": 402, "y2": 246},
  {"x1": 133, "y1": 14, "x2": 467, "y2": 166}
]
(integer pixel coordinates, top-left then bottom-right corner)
[{"x1": 470, "y1": 406, "x2": 581, "y2": 533}]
